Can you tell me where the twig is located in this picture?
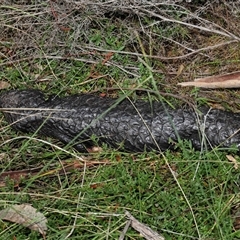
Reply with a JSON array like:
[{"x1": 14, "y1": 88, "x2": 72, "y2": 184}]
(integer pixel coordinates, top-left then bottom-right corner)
[
  {"x1": 119, "y1": 219, "x2": 131, "y2": 240},
  {"x1": 64, "y1": 192, "x2": 82, "y2": 239},
  {"x1": 124, "y1": 211, "x2": 165, "y2": 240},
  {"x1": 84, "y1": 40, "x2": 238, "y2": 61},
  {"x1": 137, "y1": 7, "x2": 240, "y2": 41}
]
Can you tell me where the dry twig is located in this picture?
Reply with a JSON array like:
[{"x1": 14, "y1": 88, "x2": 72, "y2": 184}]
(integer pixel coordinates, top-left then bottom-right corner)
[{"x1": 119, "y1": 211, "x2": 165, "y2": 240}]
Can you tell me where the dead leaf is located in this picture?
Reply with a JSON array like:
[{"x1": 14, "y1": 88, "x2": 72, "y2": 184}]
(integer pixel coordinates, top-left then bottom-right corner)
[
  {"x1": 102, "y1": 52, "x2": 114, "y2": 65},
  {"x1": 232, "y1": 203, "x2": 240, "y2": 231},
  {"x1": 178, "y1": 71, "x2": 240, "y2": 88},
  {"x1": 177, "y1": 64, "x2": 184, "y2": 77},
  {"x1": 0, "y1": 81, "x2": 10, "y2": 90},
  {"x1": 226, "y1": 155, "x2": 239, "y2": 169},
  {"x1": 0, "y1": 204, "x2": 47, "y2": 236},
  {"x1": 90, "y1": 183, "x2": 105, "y2": 189}
]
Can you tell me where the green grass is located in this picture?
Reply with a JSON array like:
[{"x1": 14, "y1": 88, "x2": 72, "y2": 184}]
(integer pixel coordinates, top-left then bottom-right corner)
[
  {"x1": 0, "y1": 148, "x2": 239, "y2": 239},
  {"x1": 0, "y1": 1, "x2": 240, "y2": 239}
]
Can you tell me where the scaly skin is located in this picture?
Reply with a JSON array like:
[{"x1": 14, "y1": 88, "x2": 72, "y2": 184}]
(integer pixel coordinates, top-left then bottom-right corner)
[{"x1": 1, "y1": 89, "x2": 240, "y2": 152}]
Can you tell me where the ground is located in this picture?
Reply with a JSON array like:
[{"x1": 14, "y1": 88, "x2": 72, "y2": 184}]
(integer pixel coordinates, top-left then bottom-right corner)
[{"x1": 0, "y1": 1, "x2": 240, "y2": 239}]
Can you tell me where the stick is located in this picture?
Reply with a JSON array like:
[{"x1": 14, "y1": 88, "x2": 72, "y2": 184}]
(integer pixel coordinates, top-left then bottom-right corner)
[{"x1": 124, "y1": 211, "x2": 165, "y2": 240}]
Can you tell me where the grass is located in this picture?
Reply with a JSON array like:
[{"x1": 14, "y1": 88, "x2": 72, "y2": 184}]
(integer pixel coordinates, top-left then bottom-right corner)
[{"x1": 0, "y1": 1, "x2": 240, "y2": 239}]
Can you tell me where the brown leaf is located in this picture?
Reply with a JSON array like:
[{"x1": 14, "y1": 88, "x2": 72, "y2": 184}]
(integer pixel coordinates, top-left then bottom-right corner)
[
  {"x1": 0, "y1": 204, "x2": 47, "y2": 236},
  {"x1": 178, "y1": 71, "x2": 240, "y2": 88},
  {"x1": 176, "y1": 64, "x2": 185, "y2": 77},
  {"x1": 226, "y1": 155, "x2": 239, "y2": 169},
  {"x1": 0, "y1": 81, "x2": 10, "y2": 90},
  {"x1": 90, "y1": 183, "x2": 105, "y2": 189}
]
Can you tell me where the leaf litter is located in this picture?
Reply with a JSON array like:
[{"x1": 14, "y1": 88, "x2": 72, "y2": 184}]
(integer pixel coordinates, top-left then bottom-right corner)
[{"x1": 0, "y1": 204, "x2": 47, "y2": 237}]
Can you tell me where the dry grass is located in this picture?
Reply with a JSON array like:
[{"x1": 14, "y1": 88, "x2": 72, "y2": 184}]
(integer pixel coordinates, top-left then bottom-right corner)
[{"x1": 1, "y1": 1, "x2": 240, "y2": 99}]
